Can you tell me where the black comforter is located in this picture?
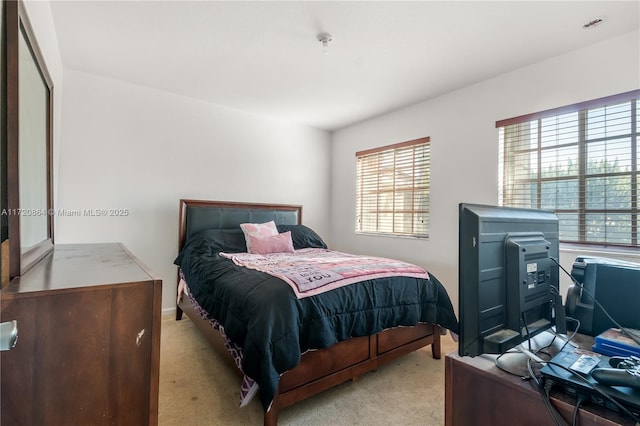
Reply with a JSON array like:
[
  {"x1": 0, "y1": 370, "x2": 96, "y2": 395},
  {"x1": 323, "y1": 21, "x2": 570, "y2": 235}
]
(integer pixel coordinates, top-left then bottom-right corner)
[{"x1": 175, "y1": 228, "x2": 459, "y2": 411}]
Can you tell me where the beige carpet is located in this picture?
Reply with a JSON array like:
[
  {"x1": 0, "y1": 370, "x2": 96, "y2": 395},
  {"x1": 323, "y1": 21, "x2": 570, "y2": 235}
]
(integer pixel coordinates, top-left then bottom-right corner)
[{"x1": 158, "y1": 315, "x2": 457, "y2": 426}]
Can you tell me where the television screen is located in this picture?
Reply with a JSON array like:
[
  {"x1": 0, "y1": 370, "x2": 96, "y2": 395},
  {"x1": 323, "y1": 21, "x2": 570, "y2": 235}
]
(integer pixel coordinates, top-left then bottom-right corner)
[{"x1": 458, "y1": 203, "x2": 560, "y2": 357}]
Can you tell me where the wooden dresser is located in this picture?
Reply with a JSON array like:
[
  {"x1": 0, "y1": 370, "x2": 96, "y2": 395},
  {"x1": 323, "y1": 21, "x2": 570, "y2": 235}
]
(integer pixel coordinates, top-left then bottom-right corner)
[{"x1": 0, "y1": 243, "x2": 162, "y2": 425}]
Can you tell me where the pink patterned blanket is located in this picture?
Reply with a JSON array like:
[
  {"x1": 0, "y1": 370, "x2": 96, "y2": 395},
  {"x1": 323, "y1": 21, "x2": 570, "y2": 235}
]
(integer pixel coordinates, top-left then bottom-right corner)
[{"x1": 219, "y1": 248, "x2": 430, "y2": 298}]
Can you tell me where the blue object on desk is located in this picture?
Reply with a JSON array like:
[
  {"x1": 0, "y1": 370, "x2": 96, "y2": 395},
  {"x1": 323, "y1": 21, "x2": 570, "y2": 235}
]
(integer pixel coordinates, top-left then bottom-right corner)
[{"x1": 593, "y1": 328, "x2": 640, "y2": 358}]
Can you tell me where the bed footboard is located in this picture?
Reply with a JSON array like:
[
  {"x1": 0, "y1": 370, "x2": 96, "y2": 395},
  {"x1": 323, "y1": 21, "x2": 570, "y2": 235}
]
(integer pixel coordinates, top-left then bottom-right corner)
[{"x1": 266, "y1": 323, "x2": 440, "y2": 425}]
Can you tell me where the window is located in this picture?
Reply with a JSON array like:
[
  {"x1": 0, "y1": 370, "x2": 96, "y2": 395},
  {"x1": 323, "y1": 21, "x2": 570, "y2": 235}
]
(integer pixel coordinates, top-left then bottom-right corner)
[
  {"x1": 497, "y1": 90, "x2": 640, "y2": 248},
  {"x1": 355, "y1": 137, "x2": 430, "y2": 237}
]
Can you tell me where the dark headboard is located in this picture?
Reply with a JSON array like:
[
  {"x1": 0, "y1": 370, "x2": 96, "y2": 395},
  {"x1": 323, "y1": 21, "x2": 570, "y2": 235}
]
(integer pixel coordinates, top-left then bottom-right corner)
[{"x1": 178, "y1": 200, "x2": 302, "y2": 250}]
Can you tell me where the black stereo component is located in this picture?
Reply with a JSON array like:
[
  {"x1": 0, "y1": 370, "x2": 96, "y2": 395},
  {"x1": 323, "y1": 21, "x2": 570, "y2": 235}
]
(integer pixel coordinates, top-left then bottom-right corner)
[{"x1": 565, "y1": 256, "x2": 640, "y2": 336}]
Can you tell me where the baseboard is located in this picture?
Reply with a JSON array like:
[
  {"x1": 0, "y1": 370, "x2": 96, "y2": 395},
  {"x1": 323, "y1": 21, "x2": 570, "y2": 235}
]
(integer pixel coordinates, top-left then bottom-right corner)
[{"x1": 162, "y1": 306, "x2": 177, "y2": 318}]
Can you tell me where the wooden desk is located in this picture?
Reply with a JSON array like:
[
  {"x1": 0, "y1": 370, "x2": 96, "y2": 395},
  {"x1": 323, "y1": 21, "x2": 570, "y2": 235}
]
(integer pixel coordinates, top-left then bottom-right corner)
[{"x1": 445, "y1": 347, "x2": 637, "y2": 426}]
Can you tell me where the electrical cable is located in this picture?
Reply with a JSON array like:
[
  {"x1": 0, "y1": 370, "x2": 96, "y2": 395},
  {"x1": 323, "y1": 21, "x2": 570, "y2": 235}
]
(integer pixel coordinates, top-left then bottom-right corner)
[
  {"x1": 558, "y1": 317, "x2": 581, "y2": 353},
  {"x1": 572, "y1": 394, "x2": 586, "y2": 426},
  {"x1": 536, "y1": 316, "x2": 580, "y2": 356},
  {"x1": 527, "y1": 359, "x2": 568, "y2": 426},
  {"x1": 496, "y1": 329, "x2": 639, "y2": 424},
  {"x1": 495, "y1": 349, "x2": 534, "y2": 379},
  {"x1": 551, "y1": 257, "x2": 640, "y2": 346},
  {"x1": 523, "y1": 312, "x2": 533, "y2": 352},
  {"x1": 532, "y1": 358, "x2": 640, "y2": 423}
]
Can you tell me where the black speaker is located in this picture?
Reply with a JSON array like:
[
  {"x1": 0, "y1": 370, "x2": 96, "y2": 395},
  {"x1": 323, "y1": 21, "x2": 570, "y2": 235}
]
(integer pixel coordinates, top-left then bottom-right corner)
[{"x1": 565, "y1": 256, "x2": 640, "y2": 336}]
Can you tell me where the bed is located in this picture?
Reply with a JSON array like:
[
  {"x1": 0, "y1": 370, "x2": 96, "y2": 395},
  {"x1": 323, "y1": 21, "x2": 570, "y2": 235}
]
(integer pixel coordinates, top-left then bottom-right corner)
[{"x1": 174, "y1": 199, "x2": 459, "y2": 425}]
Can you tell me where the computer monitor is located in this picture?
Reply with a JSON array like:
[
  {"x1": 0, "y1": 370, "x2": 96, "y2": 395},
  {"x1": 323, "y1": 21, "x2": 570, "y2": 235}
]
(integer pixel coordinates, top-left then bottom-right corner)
[{"x1": 458, "y1": 203, "x2": 561, "y2": 357}]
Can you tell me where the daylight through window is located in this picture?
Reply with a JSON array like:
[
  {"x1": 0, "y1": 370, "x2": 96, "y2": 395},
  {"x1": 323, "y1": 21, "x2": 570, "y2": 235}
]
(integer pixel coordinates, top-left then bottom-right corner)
[
  {"x1": 497, "y1": 90, "x2": 639, "y2": 248},
  {"x1": 355, "y1": 137, "x2": 430, "y2": 237}
]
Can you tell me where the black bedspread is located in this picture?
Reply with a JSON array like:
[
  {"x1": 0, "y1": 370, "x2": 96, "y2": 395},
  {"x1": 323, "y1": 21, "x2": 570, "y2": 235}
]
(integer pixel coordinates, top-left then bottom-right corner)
[{"x1": 175, "y1": 231, "x2": 459, "y2": 411}]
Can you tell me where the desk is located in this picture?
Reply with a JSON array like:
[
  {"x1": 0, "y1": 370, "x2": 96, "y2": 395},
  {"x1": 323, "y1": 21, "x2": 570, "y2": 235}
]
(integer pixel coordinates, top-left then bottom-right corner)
[{"x1": 445, "y1": 342, "x2": 637, "y2": 425}]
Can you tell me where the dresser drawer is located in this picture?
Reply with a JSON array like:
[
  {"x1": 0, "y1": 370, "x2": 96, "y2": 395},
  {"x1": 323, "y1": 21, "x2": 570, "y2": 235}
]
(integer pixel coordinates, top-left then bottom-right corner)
[
  {"x1": 377, "y1": 323, "x2": 434, "y2": 354},
  {"x1": 279, "y1": 335, "x2": 370, "y2": 392}
]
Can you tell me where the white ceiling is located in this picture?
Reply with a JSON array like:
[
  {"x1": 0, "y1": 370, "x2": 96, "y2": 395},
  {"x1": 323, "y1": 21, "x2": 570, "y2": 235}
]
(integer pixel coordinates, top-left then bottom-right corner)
[{"x1": 49, "y1": 1, "x2": 640, "y2": 131}]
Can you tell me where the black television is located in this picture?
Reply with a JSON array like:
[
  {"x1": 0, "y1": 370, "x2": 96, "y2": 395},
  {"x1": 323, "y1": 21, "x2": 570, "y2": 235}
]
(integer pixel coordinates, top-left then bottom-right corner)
[{"x1": 458, "y1": 203, "x2": 561, "y2": 357}]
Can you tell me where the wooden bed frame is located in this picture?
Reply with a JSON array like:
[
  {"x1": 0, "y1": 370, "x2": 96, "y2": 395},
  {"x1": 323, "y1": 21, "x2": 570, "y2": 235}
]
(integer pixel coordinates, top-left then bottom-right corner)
[{"x1": 176, "y1": 199, "x2": 442, "y2": 426}]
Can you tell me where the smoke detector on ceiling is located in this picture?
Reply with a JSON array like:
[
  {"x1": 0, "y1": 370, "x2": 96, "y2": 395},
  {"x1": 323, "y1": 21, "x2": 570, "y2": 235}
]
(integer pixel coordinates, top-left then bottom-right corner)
[{"x1": 317, "y1": 32, "x2": 333, "y2": 55}]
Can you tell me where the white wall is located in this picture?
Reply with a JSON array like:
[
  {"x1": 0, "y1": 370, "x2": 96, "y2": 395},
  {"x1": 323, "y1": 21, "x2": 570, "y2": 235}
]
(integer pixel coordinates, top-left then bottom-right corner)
[
  {"x1": 56, "y1": 70, "x2": 332, "y2": 311},
  {"x1": 331, "y1": 30, "x2": 640, "y2": 314}
]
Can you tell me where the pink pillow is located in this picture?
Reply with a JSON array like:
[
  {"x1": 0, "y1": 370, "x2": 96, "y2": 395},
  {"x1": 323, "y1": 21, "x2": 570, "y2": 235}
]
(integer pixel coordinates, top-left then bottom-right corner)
[
  {"x1": 248, "y1": 232, "x2": 295, "y2": 254},
  {"x1": 240, "y1": 221, "x2": 278, "y2": 252}
]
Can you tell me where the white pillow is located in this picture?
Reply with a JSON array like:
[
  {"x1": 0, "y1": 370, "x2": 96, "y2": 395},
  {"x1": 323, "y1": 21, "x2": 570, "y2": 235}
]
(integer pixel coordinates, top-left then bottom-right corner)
[{"x1": 239, "y1": 221, "x2": 278, "y2": 253}]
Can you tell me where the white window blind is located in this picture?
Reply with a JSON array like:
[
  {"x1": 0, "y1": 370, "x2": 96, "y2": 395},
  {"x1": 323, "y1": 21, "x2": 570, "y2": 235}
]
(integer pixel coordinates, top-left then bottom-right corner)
[
  {"x1": 355, "y1": 137, "x2": 430, "y2": 237},
  {"x1": 497, "y1": 90, "x2": 640, "y2": 248}
]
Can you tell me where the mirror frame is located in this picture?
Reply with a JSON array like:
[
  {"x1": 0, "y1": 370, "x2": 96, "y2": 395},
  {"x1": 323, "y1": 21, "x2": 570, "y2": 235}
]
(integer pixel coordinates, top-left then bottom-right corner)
[{"x1": 5, "y1": 0, "x2": 54, "y2": 279}]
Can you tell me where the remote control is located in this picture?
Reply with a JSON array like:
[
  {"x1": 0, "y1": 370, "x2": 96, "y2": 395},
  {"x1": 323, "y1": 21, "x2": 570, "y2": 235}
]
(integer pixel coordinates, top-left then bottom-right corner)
[
  {"x1": 591, "y1": 365, "x2": 640, "y2": 390},
  {"x1": 609, "y1": 355, "x2": 640, "y2": 369}
]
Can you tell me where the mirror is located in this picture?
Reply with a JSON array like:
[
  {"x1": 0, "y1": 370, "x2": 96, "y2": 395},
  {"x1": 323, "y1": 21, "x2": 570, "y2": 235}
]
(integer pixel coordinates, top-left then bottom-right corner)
[
  {"x1": 18, "y1": 23, "x2": 49, "y2": 255},
  {"x1": 2, "y1": 0, "x2": 54, "y2": 281}
]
